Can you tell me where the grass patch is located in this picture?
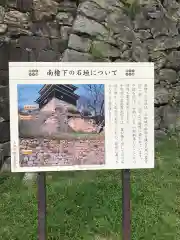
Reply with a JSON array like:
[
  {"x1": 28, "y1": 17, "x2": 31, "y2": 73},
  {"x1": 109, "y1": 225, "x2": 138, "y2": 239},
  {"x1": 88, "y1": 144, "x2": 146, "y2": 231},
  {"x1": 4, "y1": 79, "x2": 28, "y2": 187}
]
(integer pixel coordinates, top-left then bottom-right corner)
[
  {"x1": 121, "y1": 0, "x2": 141, "y2": 20},
  {"x1": 0, "y1": 135, "x2": 180, "y2": 239}
]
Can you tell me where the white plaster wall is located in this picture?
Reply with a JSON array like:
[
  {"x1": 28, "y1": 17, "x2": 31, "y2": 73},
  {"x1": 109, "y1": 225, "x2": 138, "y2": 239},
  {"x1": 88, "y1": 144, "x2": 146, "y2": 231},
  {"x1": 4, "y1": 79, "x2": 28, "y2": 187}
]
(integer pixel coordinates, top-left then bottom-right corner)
[
  {"x1": 40, "y1": 98, "x2": 56, "y2": 112},
  {"x1": 53, "y1": 98, "x2": 77, "y2": 111},
  {"x1": 40, "y1": 97, "x2": 77, "y2": 112}
]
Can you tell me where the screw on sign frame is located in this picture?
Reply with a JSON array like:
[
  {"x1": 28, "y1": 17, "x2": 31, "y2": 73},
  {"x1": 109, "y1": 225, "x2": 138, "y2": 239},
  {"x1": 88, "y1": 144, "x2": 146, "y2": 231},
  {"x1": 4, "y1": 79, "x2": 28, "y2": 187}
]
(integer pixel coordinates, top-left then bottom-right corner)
[{"x1": 37, "y1": 170, "x2": 131, "y2": 240}]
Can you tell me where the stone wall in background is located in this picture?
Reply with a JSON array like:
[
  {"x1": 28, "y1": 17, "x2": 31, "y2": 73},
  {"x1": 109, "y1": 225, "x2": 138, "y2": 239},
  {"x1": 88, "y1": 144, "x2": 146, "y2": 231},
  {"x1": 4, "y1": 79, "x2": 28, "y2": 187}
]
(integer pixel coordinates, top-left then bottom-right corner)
[{"x1": 1, "y1": 0, "x2": 180, "y2": 171}]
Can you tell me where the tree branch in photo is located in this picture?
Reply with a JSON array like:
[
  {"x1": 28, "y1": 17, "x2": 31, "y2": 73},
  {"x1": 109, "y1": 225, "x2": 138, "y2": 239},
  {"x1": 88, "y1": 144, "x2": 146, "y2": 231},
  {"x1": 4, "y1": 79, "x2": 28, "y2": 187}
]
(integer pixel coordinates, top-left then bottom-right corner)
[{"x1": 82, "y1": 84, "x2": 104, "y2": 118}]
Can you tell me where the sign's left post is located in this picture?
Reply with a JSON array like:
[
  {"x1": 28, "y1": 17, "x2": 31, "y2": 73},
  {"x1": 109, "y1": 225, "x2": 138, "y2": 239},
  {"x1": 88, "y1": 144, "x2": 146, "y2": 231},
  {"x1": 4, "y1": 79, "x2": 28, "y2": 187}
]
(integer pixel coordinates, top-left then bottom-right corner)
[{"x1": 37, "y1": 172, "x2": 47, "y2": 240}]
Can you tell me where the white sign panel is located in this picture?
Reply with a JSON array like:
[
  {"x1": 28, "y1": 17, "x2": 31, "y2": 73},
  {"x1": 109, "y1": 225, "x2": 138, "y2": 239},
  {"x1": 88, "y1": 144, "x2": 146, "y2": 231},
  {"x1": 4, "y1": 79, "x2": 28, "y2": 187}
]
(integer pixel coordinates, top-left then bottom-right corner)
[{"x1": 9, "y1": 62, "x2": 154, "y2": 172}]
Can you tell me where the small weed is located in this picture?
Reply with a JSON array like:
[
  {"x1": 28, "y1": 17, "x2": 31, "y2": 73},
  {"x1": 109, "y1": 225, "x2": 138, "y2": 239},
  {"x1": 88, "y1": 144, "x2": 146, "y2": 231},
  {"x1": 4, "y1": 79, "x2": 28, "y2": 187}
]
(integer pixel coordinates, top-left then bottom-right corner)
[
  {"x1": 91, "y1": 46, "x2": 104, "y2": 59},
  {"x1": 121, "y1": 0, "x2": 141, "y2": 20}
]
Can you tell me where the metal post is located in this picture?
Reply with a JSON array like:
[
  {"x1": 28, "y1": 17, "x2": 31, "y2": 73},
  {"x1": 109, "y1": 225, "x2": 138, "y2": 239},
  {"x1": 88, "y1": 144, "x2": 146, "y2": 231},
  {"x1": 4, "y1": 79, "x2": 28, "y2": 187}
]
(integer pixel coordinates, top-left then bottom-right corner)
[
  {"x1": 122, "y1": 169, "x2": 131, "y2": 240},
  {"x1": 37, "y1": 172, "x2": 47, "y2": 240}
]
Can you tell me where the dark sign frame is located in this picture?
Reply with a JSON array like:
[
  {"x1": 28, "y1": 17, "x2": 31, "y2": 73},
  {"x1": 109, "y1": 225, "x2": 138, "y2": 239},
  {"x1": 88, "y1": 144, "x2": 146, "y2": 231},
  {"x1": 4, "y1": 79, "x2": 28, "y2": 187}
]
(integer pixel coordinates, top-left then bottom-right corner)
[{"x1": 37, "y1": 170, "x2": 131, "y2": 240}]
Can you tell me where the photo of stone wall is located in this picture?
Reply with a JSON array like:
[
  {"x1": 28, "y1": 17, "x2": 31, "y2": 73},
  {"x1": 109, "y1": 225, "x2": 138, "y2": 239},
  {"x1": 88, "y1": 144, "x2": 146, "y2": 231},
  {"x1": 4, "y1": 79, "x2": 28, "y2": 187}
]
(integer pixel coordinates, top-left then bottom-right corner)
[{"x1": 18, "y1": 84, "x2": 105, "y2": 167}]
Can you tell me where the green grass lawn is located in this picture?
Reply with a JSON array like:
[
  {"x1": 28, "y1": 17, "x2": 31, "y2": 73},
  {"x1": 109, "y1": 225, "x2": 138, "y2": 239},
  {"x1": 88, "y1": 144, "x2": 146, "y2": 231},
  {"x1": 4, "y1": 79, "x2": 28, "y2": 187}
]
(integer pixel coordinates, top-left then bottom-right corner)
[{"x1": 0, "y1": 135, "x2": 180, "y2": 240}]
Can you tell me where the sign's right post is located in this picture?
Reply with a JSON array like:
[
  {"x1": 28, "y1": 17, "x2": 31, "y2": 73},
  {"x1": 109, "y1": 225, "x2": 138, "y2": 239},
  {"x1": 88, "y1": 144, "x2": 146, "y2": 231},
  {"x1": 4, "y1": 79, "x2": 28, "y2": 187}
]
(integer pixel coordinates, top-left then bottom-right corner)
[{"x1": 122, "y1": 169, "x2": 131, "y2": 240}]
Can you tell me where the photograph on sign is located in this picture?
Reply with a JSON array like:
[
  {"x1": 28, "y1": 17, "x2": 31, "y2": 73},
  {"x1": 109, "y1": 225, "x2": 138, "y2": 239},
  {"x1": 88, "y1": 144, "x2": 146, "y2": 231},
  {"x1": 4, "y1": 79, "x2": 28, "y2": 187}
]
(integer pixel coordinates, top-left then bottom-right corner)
[
  {"x1": 18, "y1": 84, "x2": 105, "y2": 168},
  {"x1": 9, "y1": 62, "x2": 154, "y2": 172}
]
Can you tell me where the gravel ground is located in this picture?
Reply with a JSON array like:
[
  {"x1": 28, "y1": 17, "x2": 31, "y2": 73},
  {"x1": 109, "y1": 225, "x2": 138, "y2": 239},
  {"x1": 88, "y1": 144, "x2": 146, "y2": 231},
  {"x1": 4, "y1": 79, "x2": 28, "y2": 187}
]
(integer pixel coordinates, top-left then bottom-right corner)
[{"x1": 19, "y1": 137, "x2": 105, "y2": 167}]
